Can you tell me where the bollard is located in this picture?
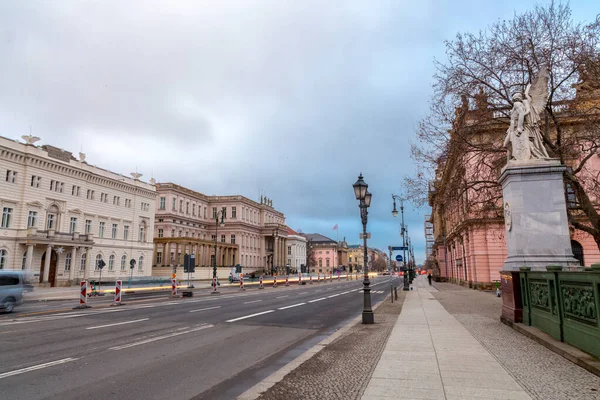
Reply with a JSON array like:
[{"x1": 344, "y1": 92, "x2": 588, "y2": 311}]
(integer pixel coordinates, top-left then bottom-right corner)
[
  {"x1": 259, "y1": 275, "x2": 264, "y2": 289},
  {"x1": 240, "y1": 274, "x2": 245, "y2": 291},
  {"x1": 391, "y1": 285, "x2": 394, "y2": 303},
  {"x1": 273, "y1": 275, "x2": 278, "y2": 288},
  {"x1": 309, "y1": 274, "x2": 313, "y2": 284},
  {"x1": 73, "y1": 280, "x2": 92, "y2": 309},
  {"x1": 285, "y1": 275, "x2": 290, "y2": 287},
  {"x1": 111, "y1": 280, "x2": 125, "y2": 306},
  {"x1": 317, "y1": 273, "x2": 320, "y2": 283},
  {"x1": 211, "y1": 277, "x2": 220, "y2": 294},
  {"x1": 298, "y1": 273, "x2": 302, "y2": 285},
  {"x1": 394, "y1": 287, "x2": 398, "y2": 300},
  {"x1": 171, "y1": 278, "x2": 178, "y2": 297}
]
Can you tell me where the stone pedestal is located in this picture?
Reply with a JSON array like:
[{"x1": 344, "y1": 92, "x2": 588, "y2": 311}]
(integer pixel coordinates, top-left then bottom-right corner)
[
  {"x1": 499, "y1": 160, "x2": 578, "y2": 271},
  {"x1": 500, "y1": 271, "x2": 522, "y2": 323}
]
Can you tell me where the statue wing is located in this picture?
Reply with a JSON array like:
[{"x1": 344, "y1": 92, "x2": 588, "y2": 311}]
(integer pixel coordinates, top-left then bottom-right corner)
[{"x1": 527, "y1": 65, "x2": 549, "y2": 115}]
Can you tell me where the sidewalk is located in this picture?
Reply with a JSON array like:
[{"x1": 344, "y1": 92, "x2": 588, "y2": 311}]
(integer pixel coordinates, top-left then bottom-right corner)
[{"x1": 361, "y1": 278, "x2": 531, "y2": 400}]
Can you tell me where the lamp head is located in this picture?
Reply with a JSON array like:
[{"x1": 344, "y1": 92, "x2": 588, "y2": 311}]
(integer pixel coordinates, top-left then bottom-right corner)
[{"x1": 353, "y1": 173, "x2": 368, "y2": 201}]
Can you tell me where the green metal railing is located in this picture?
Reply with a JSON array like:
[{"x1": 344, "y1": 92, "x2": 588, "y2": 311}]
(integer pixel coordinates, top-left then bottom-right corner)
[{"x1": 520, "y1": 264, "x2": 600, "y2": 358}]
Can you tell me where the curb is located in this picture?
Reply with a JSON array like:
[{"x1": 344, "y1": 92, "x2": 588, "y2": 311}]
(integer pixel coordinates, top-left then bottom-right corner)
[
  {"x1": 237, "y1": 291, "x2": 395, "y2": 400},
  {"x1": 501, "y1": 316, "x2": 600, "y2": 378}
]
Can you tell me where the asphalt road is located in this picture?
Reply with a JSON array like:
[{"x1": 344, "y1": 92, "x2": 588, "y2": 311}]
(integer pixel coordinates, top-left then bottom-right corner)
[{"x1": 0, "y1": 275, "x2": 400, "y2": 400}]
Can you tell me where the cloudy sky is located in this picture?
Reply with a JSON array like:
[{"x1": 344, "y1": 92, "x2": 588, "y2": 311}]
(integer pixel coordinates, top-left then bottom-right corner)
[{"x1": 1, "y1": 1, "x2": 596, "y2": 263}]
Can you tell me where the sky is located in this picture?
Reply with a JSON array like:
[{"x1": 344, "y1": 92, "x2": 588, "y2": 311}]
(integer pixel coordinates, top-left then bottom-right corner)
[{"x1": 0, "y1": 1, "x2": 597, "y2": 264}]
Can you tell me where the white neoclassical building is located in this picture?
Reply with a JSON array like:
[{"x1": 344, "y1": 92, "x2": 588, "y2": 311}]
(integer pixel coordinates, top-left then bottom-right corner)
[
  {"x1": 0, "y1": 135, "x2": 156, "y2": 286},
  {"x1": 286, "y1": 227, "x2": 307, "y2": 273}
]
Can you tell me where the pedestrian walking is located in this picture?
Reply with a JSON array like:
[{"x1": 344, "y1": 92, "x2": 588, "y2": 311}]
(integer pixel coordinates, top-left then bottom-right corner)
[{"x1": 427, "y1": 273, "x2": 432, "y2": 286}]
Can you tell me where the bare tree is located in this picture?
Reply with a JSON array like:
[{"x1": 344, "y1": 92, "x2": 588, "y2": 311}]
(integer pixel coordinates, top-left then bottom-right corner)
[
  {"x1": 306, "y1": 240, "x2": 317, "y2": 272},
  {"x1": 408, "y1": 2, "x2": 600, "y2": 249}
]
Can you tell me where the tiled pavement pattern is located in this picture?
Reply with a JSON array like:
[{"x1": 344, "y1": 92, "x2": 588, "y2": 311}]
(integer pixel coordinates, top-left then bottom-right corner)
[
  {"x1": 362, "y1": 279, "x2": 532, "y2": 400},
  {"x1": 432, "y1": 281, "x2": 600, "y2": 400},
  {"x1": 255, "y1": 295, "x2": 405, "y2": 400}
]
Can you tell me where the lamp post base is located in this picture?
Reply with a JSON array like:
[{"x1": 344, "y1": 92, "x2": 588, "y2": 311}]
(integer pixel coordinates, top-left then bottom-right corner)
[{"x1": 362, "y1": 311, "x2": 374, "y2": 324}]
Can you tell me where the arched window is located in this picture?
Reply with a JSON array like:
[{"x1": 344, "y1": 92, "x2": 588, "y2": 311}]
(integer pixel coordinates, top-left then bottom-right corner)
[
  {"x1": 46, "y1": 204, "x2": 59, "y2": 230},
  {"x1": 109, "y1": 254, "x2": 115, "y2": 271},
  {"x1": 138, "y1": 255, "x2": 144, "y2": 271},
  {"x1": 22, "y1": 251, "x2": 27, "y2": 270},
  {"x1": 65, "y1": 253, "x2": 72, "y2": 271},
  {"x1": 121, "y1": 255, "x2": 127, "y2": 271},
  {"x1": 139, "y1": 221, "x2": 147, "y2": 242},
  {"x1": 0, "y1": 249, "x2": 7, "y2": 269},
  {"x1": 571, "y1": 240, "x2": 584, "y2": 266},
  {"x1": 95, "y1": 254, "x2": 103, "y2": 271},
  {"x1": 80, "y1": 253, "x2": 86, "y2": 271}
]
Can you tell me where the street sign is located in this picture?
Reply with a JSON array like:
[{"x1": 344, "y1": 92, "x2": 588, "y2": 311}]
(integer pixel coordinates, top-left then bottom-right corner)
[
  {"x1": 391, "y1": 246, "x2": 408, "y2": 251},
  {"x1": 359, "y1": 233, "x2": 371, "y2": 239},
  {"x1": 184, "y1": 254, "x2": 195, "y2": 273},
  {"x1": 395, "y1": 255, "x2": 403, "y2": 262}
]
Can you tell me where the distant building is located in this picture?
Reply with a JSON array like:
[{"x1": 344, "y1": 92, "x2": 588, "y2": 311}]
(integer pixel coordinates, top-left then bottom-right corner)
[
  {"x1": 0, "y1": 135, "x2": 156, "y2": 286},
  {"x1": 286, "y1": 227, "x2": 307, "y2": 272},
  {"x1": 302, "y1": 233, "x2": 348, "y2": 274}
]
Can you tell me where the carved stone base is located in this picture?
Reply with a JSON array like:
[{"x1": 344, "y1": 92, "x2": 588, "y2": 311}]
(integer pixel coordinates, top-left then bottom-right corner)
[{"x1": 501, "y1": 271, "x2": 523, "y2": 323}]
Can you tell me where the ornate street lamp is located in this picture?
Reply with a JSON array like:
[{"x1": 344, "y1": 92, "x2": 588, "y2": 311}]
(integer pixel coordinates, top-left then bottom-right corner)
[
  {"x1": 272, "y1": 229, "x2": 278, "y2": 276},
  {"x1": 392, "y1": 194, "x2": 409, "y2": 291},
  {"x1": 213, "y1": 209, "x2": 225, "y2": 280},
  {"x1": 353, "y1": 173, "x2": 374, "y2": 324}
]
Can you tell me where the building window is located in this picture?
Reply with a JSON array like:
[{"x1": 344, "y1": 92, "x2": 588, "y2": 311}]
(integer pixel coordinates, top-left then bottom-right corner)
[
  {"x1": 159, "y1": 197, "x2": 166, "y2": 210},
  {"x1": 211, "y1": 234, "x2": 216, "y2": 241},
  {"x1": 141, "y1": 202, "x2": 149, "y2": 211},
  {"x1": 109, "y1": 254, "x2": 115, "y2": 271},
  {"x1": 171, "y1": 229, "x2": 175, "y2": 237},
  {"x1": 221, "y1": 234, "x2": 225, "y2": 243},
  {"x1": 95, "y1": 254, "x2": 102, "y2": 271},
  {"x1": 125, "y1": 199, "x2": 131, "y2": 208},
  {"x1": 31, "y1": 175, "x2": 41, "y2": 188},
  {"x1": 178, "y1": 230, "x2": 182, "y2": 237},
  {"x1": 112, "y1": 223, "x2": 118, "y2": 239},
  {"x1": 85, "y1": 219, "x2": 92, "y2": 234},
  {"x1": 172, "y1": 198, "x2": 176, "y2": 211},
  {"x1": 87, "y1": 189, "x2": 95, "y2": 200},
  {"x1": 232, "y1": 207, "x2": 237, "y2": 219},
  {"x1": 139, "y1": 222, "x2": 146, "y2": 242},
  {"x1": 99, "y1": 222, "x2": 105, "y2": 238},
  {"x1": 27, "y1": 211, "x2": 37, "y2": 228},
  {"x1": 5, "y1": 170, "x2": 16, "y2": 183},
  {"x1": 80, "y1": 253, "x2": 86, "y2": 271},
  {"x1": 222, "y1": 207, "x2": 227, "y2": 219},
  {"x1": 0, "y1": 249, "x2": 7, "y2": 269},
  {"x1": 72, "y1": 185, "x2": 80, "y2": 196},
  {"x1": 186, "y1": 202, "x2": 190, "y2": 214},
  {"x1": 179, "y1": 200, "x2": 183, "y2": 212},
  {"x1": 138, "y1": 255, "x2": 144, "y2": 271},
  {"x1": 124, "y1": 225, "x2": 129, "y2": 241},
  {"x1": 288, "y1": 246, "x2": 291, "y2": 255},
  {"x1": 46, "y1": 213, "x2": 55, "y2": 230},
  {"x1": 69, "y1": 217, "x2": 77, "y2": 234},
  {"x1": 65, "y1": 253, "x2": 72, "y2": 271},
  {"x1": 158, "y1": 229, "x2": 164, "y2": 238},
  {"x1": 318, "y1": 259, "x2": 322, "y2": 267},
  {"x1": 231, "y1": 234, "x2": 236, "y2": 244},
  {"x1": 121, "y1": 255, "x2": 127, "y2": 271},
  {"x1": 204, "y1": 207, "x2": 207, "y2": 219},
  {"x1": 192, "y1": 204, "x2": 196, "y2": 216},
  {"x1": 157, "y1": 252, "x2": 163, "y2": 264},
  {"x1": 113, "y1": 196, "x2": 120, "y2": 206},
  {"x1": 212, "y1": 207, "x2": 217, "y2": 219},
  {"x1": 326, "y1": 259, "x2": 330, "y2": 267}
]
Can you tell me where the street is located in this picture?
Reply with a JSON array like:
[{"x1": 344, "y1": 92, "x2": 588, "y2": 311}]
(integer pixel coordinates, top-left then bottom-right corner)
[{"x1": 0, "y1": 276, "x2": 399, "y2": 400}]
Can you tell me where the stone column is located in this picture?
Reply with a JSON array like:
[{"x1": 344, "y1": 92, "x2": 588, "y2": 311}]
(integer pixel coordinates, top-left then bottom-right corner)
[
  {"x1": 69, "y1": 247, "x2": 77, "y2": 281},
  {"x1": 175, "y1": 243, "x2": 180, "y2": 266},
  {"x1": 152, "y1": 244, "x2": 158, "y2": 267},
  {"x1": 25, "y1": 244, "x2": 34, "y2": 271},
  {"x1": 162, "y1": 242, "x2": 166, "y2": 267},
  {"x1": 42, "y1": 244, "x2": 52, "y2": 283}
]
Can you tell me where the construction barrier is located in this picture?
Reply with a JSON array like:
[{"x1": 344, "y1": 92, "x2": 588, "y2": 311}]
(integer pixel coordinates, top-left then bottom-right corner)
[
  {"x1": 273, "y1": 276, "x2": 277, "y2": 288},
  {"x1": 211, "y1": 277, "x2": 219, "y2": 294},
  {"x1": 111, "y1": 280, "x2": 124, "y2": 306},
  {"x1": 309, "y1": 275, "x2": 313, "y2": 284},
  {"x1": 171, "y1": 278, "x2": 178, "y2": 297},
  {"x1": 285, "y1": 275, "x2": 290, "y2": 287},
  {"x1": 259, "y1": 275, "x2": 264, "y2": 289},
  {"x1": 240, "y1": 274, "x2": 245, "y2": 291},
  {"x1": 73, "y1": 280, "x2": 91, "y2": 309},
  {"x1": 298, "y1": 273, "x2": 302, "y2": 285}
]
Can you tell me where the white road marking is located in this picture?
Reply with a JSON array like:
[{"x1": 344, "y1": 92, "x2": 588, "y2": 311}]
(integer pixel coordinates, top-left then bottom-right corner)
[
  {"x1": 278, "y1": 303, "x2": 306, "y2": 310},
  {"x1": 276, "y1": 295, "x2": 288, "y2": 299},
  {"x1": 327, "y1": 294, "x2": 340, "y2": 298},
  {"x1": 226, "y1": 310, "x2": 274, "y2": 322},
  {"x1": 298, "y1": 292, "x2": 307, "y2": 294},
  {"x1": 109, "y1": 325, "x2": 213, "y2": 350},
  {"x1": 308, "y1": 297, "x2": 327, "y2": 303},
  {"x1": 189, "y1": 306, "x2": 221, "y2": 313},
  {"x1": 86, "y1": 318, "x2": 149, "y2": 330},
  {"x1": 340, "y1": 291, "x2": 350, "y2": 295},
  {"x1": 243, "y1": 300, "x2": 262, "y2": 304},
  {"x1": 0, "y1": 358, "x2": 79, "y2": 379}
]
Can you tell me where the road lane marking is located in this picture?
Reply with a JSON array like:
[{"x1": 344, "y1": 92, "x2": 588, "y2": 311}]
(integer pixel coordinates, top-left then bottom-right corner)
[
  {"x1": 109, "y1": 325, "x2": 213, "y2": 350},
  {"x1": 226, "y1": 310, "x2": 274, "y2": 322},
  {"x1": 278, "y1": 303, "x2": 306, "y2": 310},
  {"x1": 189, "y1": 306, "x2": 221, "y2": 313},
  {"x1": 340, "y1": 291, "x2": 350, "y2": 295},
  {"x1": 327, "y1": 294, "x2": 340, "y2": 298},
  {"x1": 243, "y1": 300, "x2": 262, "y2": 304},
  {"x1": 298, "y1": 292, "x2": 307, "y2": 294},
  {"x1": 276, "y1": 296, "x2": 288, "y2": 299},
  {"x1": 308, "y1": 298, "x2": 326, "y2": 303},
  {"x1": 0, "y1": 358, "x2": 79, "y2": 379},
  {"x1": 86, "y1": 318, "x2": 149, "y2": 330}
]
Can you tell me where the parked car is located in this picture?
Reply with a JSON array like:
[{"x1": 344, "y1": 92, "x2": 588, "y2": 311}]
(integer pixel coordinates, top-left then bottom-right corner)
[{"x1": 0, "y1": 270, "x2": 25, "y2": 313}]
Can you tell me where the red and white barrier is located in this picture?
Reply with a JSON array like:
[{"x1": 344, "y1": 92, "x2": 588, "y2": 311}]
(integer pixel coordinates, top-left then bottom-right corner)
[
  {"x1": 171, "y1": 278, "x2": 178, "y2": 297},
  {"x1": 298, "y1": 273, "x2": 302, "y2": 285},
  {"x1": 111, "y1": 280, "x2": 124, "y2": 306},
  {"x1": 273, "y1": 276, "x2": 277, "y2": 288},
  {"x1": 240, "y1": 274, "x2": 245, "y2": 291},
  {"x1": 211, "y1": 277, "x2": 219, "y2": 294},
  {"x1": 73, "y1": 280, "x2": 91, "y2": 309},
  {"x1": 259, "y1": 275, "x2": 264, "y2": 289},
  {"x1": 285, "y1": 275, "x2": 290, "y2": 287},
  {"x1": 309, "y1": 275, "x2": 313, "y2": 284}
]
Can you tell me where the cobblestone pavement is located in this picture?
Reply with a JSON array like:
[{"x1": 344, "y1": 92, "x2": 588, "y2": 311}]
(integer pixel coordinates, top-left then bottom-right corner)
[
  {"x1": 257, "y1": 294, "x2": 405, "y2": 400},
  {"x1": 432, "y1": 282, "x2": 600, "y2": 400}
]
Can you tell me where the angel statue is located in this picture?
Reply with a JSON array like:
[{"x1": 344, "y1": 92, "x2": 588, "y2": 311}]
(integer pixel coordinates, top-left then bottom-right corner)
[{"x1": 503, "y1": 65, "x2": 551, "y2": 163}]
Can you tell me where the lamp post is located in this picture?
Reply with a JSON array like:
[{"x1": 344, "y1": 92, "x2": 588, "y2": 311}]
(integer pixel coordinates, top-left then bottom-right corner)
[
  {"x1": 272, "y1": 229, "x2": 278, "y2": 276},
  {"x1": 392, "y1": 194, "x2": 409, "y2": 291},
  {"x1": 353, "y1": 173, "x2": 374, "y2": 324},
  {"x1": 213, "y1": 210, "x2": 225, "y2": 279}
]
